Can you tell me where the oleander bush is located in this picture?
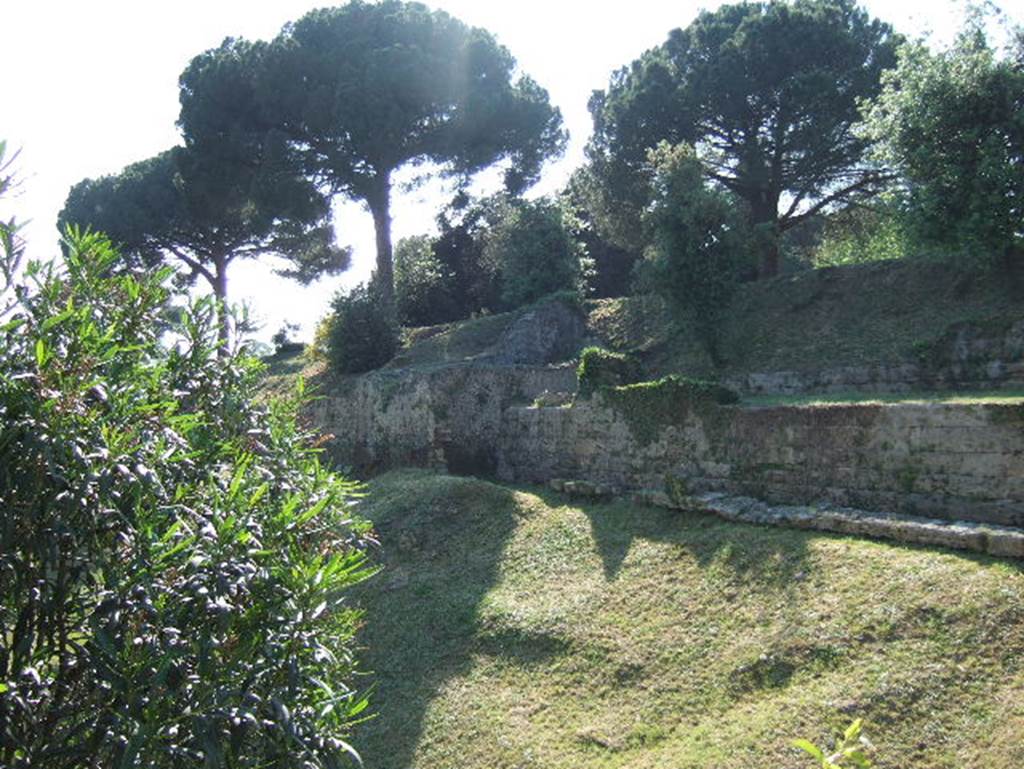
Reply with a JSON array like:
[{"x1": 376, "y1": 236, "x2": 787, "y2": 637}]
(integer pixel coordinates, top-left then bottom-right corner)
[{"x1": 0, "y1": 229, "x2": 375, "y2": 768}]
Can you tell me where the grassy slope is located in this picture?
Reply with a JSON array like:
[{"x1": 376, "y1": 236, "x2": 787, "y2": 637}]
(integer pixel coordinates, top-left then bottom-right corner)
[
  {"x1": 588, "y1": 258, "x2": 1024, "y2": 379},
  {"x1": 350, "y1": 470, "x2": 1024, "y2": 769},
  {"x1": 261, "y1": 259, "x2": 1024, "y2": 398}
]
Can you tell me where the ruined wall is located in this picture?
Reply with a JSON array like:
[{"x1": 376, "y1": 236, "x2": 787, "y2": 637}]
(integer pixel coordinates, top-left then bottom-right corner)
[
  {"x1": 308, "y1": 363, "x2": 577, "y2": 475},
  {"x1": 310, "y1": 361, "x2": 1024, "y2": 528},
  {"x1": 498, "y1": 397, "x2": 1024, "y2": 527},
  {"x1": 723, "y1": 319, "x2": 1024, "y2": 395}
]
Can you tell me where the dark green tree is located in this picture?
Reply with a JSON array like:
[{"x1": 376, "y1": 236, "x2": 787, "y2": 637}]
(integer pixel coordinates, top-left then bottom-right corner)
[
  {"x1": 61, "y1": 40, "x2": 349, "y2": 345},
  {"x1": 253, "y1": 0, "x2": 567, "y2": 301},
  {"x1": 643, "y1": 142, "x2": 755, "y2": 359},
  {"x1": 861, "y1": 24, "x2": 1024, "y2": 263},
  {"x1": 588, "y1": 0, "x2": 899, "y2": 277},
  {"x1": 59, "y1": 146, "x2": 346, "y2": 345},
  {"x1": 482, "y1": 197, "x2": 589, "y2": 310},
  {"x1": 393, "y1": 235, "x2": 458, "y2": 326}
]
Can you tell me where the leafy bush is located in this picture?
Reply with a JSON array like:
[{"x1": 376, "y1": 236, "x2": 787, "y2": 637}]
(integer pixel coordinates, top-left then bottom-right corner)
[
  {"x1": 0, "y1": 230, "x2": 375, "y2": 768},
  {"x1": 861, "y1": 24, "x2": 1024, "y2": 264},
  {"x1": 642, "y1": 143, "x2": 755, "y2": 358},
  {"x1": 393, "y1": 235, "x2": 458, "y2": 327},
  {"x1": 306, "y1": 313, "x2": 336, "y2": 363},
  {"x1": 482, "y1": 196, "x2": 590, "y2": 310},
  {"x1": 811, "y1": 200, "x2": 909, "y2": 267},
  {"x1": 271, "y1": 320, "x2": 303, "y2": 355},
  {"x1": 576, "y1": 346, "x2": 643, "y2": 398},
  {"x1": 327, "y1": 281, "x2": 400, "y2": 374}
]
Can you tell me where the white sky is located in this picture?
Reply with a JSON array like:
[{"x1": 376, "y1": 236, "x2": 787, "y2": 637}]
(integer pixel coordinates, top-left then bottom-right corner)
[{"x1": 3, "y1": 0, "x2": 1018, "y2": 343}]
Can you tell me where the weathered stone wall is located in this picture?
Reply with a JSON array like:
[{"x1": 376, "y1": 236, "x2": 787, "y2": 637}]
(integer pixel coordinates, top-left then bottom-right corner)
[
  {"x1": 310, "y1": 359, "x2": 1024, "y2": 529},
  {"x1": 498, "y1": 397, "x2": 1024, "y2": 527},
  {"x1": 723, "y1": 319, "x2": 1024, "y2": 395},
  {"x1": 308, "y1": 363, "x2": 577, "y2": 475}
]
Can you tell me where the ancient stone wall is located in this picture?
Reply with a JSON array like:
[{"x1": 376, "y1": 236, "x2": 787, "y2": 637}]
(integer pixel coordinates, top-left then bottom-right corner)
[
  {"x1": 498, "y1": 397, "x2": 1024, "y2": 527},
  {"x1": 723, "y1": 319, "x2": 1024, "y2": 395},
  {"x1": 308, "y1": 363, "x2": 577, "y2": 475},
  {"x1": 311, "y1": 362, "x2": 1024, "y2": 529}
]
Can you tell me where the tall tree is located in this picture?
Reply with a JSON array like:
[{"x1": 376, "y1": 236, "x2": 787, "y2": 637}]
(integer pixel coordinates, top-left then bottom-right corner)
[
  {"x1": 247, "y1": 0, "x2": 566, "y2": 301},
  {"x1": 60, "y1": 146, "x2": 345, "y2": 345},
  {"x1": 588, "y1": 0, "x2": 899, "y2": 277},
  {"x1": 861, "y1": 25, "x2": 1024, "y2": 263},
  {"x1": 61, "y1": 42, "x2": 348, "y2": 345}
]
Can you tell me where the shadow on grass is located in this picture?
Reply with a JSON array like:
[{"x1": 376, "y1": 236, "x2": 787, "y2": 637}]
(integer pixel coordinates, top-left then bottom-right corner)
[
  {"x1": 349, "y1": 473, "x2": 539, "y2": 769},
  {"x1": 527, "y1": 486, "x2": 812, "y2": 586},
  {"x1": 349, "y1": 472, "x2": 820, "y2": 769}
]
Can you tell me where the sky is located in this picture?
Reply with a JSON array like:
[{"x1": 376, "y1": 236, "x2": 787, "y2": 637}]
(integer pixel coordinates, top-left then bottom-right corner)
[{"x1": 3, "y1": 0, "x2": 1018, "y2": 344}]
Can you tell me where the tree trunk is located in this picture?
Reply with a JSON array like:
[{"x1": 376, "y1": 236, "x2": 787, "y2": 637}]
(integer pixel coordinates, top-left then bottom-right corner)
[
  {"x1": 748, "y1": 191, "x2": 781, "y2": 279},
  {"x1": 367, "y1": 171, "x2": 395, "y2": 303},
  {"x1": 213, "y1": 256, "x2": 229, "y2": 354}
]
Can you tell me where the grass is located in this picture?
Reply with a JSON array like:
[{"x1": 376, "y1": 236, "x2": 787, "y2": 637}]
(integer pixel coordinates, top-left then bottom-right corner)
[
  {"x1": 350, "y1": 469, "x2": 1024, "y2": 769},
  {"x1": 588, "y1": 259, "x2": 1024, "y2": 380},
  {"x1": 385, "y1": 312, "x2": 516, "y2": 370}
]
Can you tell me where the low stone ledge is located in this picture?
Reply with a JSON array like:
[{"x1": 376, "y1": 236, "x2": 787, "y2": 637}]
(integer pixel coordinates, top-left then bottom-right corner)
[{"x1": 627, "y1": 488, "x2": 1024, "y2": 559}]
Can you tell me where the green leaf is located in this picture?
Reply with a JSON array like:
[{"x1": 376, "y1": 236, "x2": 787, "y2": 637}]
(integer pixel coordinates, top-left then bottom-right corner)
[
  {"x1": 35, "y1": 338, "x2": 49, "y2": 367},
  {"x1": 793, "y1": 738, "x2": 826, "y2": 762}
]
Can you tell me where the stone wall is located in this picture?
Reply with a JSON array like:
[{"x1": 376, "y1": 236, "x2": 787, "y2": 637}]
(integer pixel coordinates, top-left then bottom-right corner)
[
  {"x1": 498, "y1": 396, "x2": 1024, "y2": 527},
  {"x1": 309, "y1": 363, "x2": 577, "y2": 475},
  {"x1": 723, "y1": 319, "x2": 1024, "y2": 395},
  {"x1": 310, "y1": 362, "x2": 1024, "y2": 529}
]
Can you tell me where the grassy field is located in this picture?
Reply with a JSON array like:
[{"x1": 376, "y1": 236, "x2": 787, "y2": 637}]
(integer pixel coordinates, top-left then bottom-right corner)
[{"x1": 348, "y1": 470, "x2": 1024, "y2": 769}]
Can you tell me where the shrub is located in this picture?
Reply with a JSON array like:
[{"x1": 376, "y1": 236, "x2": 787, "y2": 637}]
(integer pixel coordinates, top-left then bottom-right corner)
[
  {"x1": 327, "y1": 281, "x2": 400, "y2": 374},
  {"x1": 642, "y1": 143, "x2": 755, "y2": 359},
  {"x1": 812, "y1": 200, "x2": 910, "y2": 267},
  {"x1": 0, "y1": 229, "x2": 375, "y2": 768},
  {"x1": 393, "y1": 235, "x2": 458, "y2": 327},
  {"x1": 306, "y1": 313, "x2": 336, "y2": 363},
  {"x1": 483, "y1": 197, "x2": 590, "y2": 310},
  {"x1": 271, "y1": 320, "x2": 303, "y2": 355},
  {"x1": 577, "y1": 346, "x2": 643, "y2": 398}
]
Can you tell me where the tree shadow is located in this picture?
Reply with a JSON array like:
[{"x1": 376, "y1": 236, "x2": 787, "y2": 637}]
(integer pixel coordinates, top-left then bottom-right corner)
[
  {"x1": 349, "y1": 472, "x2": 566, "y2": 769},
  {"x1": 347, "y1": 474, "x2": 852, "y2": 769},
  {"x1": 528, "y1": 486, "x2": 813, "y2": 587}
]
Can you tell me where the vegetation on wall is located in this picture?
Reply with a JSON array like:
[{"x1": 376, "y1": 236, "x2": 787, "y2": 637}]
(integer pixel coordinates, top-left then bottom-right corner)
[
  {"x1": 601, "y1": 375, "x2": 740, "y2": 445},
  {"x1": 576, "y1": 346, "x2": 644, "y2": 398}
]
